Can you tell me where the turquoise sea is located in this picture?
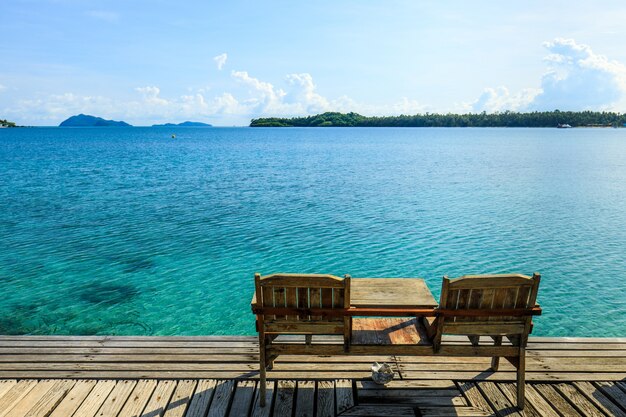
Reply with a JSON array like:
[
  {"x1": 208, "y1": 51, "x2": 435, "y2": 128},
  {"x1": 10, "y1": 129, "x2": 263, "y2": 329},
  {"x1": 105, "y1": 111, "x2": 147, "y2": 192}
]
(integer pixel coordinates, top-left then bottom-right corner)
[{"x1": 1, "y1": 127, "x2": 625, "y2": 336}]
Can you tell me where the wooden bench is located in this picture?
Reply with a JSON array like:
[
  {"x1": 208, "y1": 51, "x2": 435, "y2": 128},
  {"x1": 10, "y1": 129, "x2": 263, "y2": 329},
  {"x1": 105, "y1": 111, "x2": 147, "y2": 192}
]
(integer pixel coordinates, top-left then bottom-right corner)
[{"x1": 252, "y1": 272, "x2": 541, "y2": 409}]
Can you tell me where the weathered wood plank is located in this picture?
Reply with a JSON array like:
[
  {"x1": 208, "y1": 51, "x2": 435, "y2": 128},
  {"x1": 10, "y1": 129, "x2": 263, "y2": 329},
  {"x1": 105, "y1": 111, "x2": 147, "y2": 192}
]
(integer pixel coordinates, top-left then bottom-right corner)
[
  {"x1": 0, "y1": 380, "x2": 38, "y2": 416},
  {"x1": 295, "y1": 380, "x2": 315, "y2": 417},
  {"x1": 207, "y1": 380, "x2": 235, "y2": 417},
  {"x1": 273, "y1": 380, "x2": 295, "y2": 417},
  {"x1": 142, "y1": 380, "x2": 177, "y2": 417},
  {"x1": 0, "y1": 352, "x2": 393, "y2": 362},
  {"x1": 339, "y1": 405, "x2": 416, "y2": 416},
  {"x1": 0, "y1": 380, "x2": 17, "y2": 400},
  {"x1": 398, "y1": 362, "x2": 626, "y2": 372},
  {"x1": 475, "y1": 382, "x2": 522, "y2": 417},
  {"x1": 0, "y1": 336, "x2": 257, "y2": 342},
  {"x1": 496, "y1": 383, "x2": 543, "y2": 417},
  {"x1": 359, "y1": 380, "x2": 457, "y2": 390},
  {"x1": 185, "y1": 379, "x2": 217, "y2": 417},
  {"x1": 227, "y1": 380, "x2": 255, "y2": 417},
  {"x1": 457, "y1": 382, "x2": 495, "y2": 415},
  {"x1": 163, "y1": 379, "x2": 197, "y2": 417},
  {"x1": 72, "y1": 379, "x2": 117, "y2": 417},
  {"x1": 419, "y1": 406, "x2": 495, "y2": 417},
  {"x1": 533, "y1": 383, "x2": 583, "y2": 417},
  {"x1": 336, "y1": 379, "x2": 354, "y2": 415},
  {"x1": 116, "y1": 379, "x2": 158, "y2": 417},
  {"x1": 400, "y1": 371, "x2": 626, "y2": 381},
  {"x1": 0, "y1": 340, "x2": 259, "y2": 348},
  {"x1": 0, "y1": 370, "x2": 375, "y2": 379},
  {"x1": 514, "y1": 384, "x2": 560, "y2": 417},
  {"x1": 19, "y1": 380, "x2": 75, "y2": 417},
  {"x1": 573, "y1": 381, "x2": 626, "y2": 417},
  {"x1": 4, "y1": 369, "x2": 626, "y2": 382},
  {"x1": 48, "y1": 380, "x2": 97, "y2": 417},
  {"x1": 250, "y1": 380, "x2": 274, "y2": 417},
  {"x1": 594, "y1": 381, "x2": 626, "y2": 412},
  {"x1": 94, "y1": 379, "x2": 137, "y2": 417},
  {"x1": 554, "y1": 383, "x2": 605, "y2": 417},
  {"x1": 0, "y1": 354, "x2": 261, "y2": 363},
  {"x1": 316, "y1": 381, "x2": 334, "y2": 417},
  {"x1": 350, "y1": 278, "x2": 437, "y2": 308},
  {"x1": 358, "y1": 388, "x2": 466, "y2": 406},
  {"x1": 0, "y1": 347, "x2": 260, "y2": 355},
  {"x1": 1, "y1": 380, "x2": 57, "y2": 417}
]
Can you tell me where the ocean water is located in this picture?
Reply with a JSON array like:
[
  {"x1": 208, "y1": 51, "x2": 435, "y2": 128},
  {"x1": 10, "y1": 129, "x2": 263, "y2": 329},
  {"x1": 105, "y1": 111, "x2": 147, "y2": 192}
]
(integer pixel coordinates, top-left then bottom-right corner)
[{"x1": 1, "y1": 127, "x2": 625, "y2": 337}]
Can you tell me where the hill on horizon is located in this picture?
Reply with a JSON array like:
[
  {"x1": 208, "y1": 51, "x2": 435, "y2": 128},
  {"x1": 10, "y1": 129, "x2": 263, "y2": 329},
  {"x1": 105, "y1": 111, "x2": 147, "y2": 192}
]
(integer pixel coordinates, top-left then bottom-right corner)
[
  {"x1": 152, "y1": 121, "x2": 212, "y2": 127},
  {"x1": 60, "y1": 114, "x2": 131, "y2": 127}
]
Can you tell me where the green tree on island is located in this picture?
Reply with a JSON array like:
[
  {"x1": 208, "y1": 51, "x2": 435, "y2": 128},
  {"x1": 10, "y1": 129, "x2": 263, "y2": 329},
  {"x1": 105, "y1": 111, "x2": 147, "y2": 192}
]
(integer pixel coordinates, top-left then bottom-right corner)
[
  {"x1": 0, "y1": 119, "x2": 18, "y2": 128},
  {"x1": 250, "y1": 110, "x2": 626, "y2": 128}
]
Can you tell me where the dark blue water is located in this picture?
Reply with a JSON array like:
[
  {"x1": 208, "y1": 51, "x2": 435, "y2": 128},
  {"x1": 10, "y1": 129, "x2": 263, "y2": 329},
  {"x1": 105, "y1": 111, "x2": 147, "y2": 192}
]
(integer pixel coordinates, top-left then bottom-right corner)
[{"x1": 1, "y1": 127, "x2": 625, "y2": 336}]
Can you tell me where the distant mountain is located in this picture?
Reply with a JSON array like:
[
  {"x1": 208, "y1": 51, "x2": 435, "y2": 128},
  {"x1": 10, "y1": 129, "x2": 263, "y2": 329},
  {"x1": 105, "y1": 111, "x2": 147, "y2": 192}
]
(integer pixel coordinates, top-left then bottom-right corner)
[
  {"x1": 60, "y1": 114, "x2": 131, "y2": 127},
  {"x1": 152, "y1": 121, "x2": 212, "y2": 127}
]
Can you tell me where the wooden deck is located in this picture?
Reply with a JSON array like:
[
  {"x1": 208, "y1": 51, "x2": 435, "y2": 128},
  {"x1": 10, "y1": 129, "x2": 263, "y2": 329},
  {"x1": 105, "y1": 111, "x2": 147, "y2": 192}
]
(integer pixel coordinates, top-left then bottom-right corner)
[{"x1": 1, "y1": 335, "x2": 626, "y2": 416}]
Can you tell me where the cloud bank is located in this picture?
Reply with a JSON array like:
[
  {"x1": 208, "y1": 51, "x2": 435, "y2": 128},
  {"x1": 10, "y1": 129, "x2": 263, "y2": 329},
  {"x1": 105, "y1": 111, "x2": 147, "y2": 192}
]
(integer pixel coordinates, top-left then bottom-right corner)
[
  {"x1": 473, "y1": 38, "x2": 626, "y2": 112},
  {"x1": 4, "y1": 38, "x2": 626, "y2": 125},
  {"x1": 3, "y1": 68, "x2": 430, "y2": 125}
]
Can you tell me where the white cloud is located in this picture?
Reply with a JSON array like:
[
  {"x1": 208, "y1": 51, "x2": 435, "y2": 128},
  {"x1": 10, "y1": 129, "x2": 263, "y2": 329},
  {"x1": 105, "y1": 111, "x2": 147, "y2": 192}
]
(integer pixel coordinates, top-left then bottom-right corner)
[
  {"x1": 0, "y1": 84, "x2": 5, "y2": 92},
  {"x1": 3, "y1": 72, "x2": 432, "y2": 125},
  {"x1": 231, "y1": 70, "x2": 287, "y2": 114},
  {"x1": 213, "y1": 53, "x2": 228, "y2": 70},
  {"x1": 284, "y1": 73, "x2": 330, "y2": 114},
  {"x1": 135, "y1": 86, "x2": 168, "y2": 106},
  {"x1": 5, "y1": 93, "x2": 119, "y2": 124},
  {"x1": 472, "y1": 87, "x2": 540, "y2": 113},
  {"x1": 531, "y1": 38, "x2": 626, "y2": 111},
  {"x1": 212, "y1": 93, "x2": 246, "y2": 114},
  {"x1": 473, "y1": 38, "x2": 626, "y2": 112}
]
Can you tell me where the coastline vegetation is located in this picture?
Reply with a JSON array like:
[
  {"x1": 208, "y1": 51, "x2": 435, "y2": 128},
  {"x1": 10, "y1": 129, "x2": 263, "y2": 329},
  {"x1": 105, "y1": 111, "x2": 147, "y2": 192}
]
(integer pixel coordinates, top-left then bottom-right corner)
[
  {"x1": 250, "y1": 110, "x2": 626, "y2": 128},
  {"x1": 0, "y1": 119, "x2": 18, "y2": 128}
]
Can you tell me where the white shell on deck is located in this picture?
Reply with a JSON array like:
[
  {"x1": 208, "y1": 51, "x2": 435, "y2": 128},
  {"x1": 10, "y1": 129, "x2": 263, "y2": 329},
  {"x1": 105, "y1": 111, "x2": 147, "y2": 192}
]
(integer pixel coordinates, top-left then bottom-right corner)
[{"x1": 371, "y1": 361, "x2": 394, "y2": 385}]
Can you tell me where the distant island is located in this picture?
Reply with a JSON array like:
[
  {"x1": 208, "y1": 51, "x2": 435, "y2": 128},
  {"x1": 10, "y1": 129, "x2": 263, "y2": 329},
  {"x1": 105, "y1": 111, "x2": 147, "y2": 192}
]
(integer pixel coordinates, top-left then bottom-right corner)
[
  {"x1": 60, "y1": 114, "x2": 131, "y2": 127},
  {"x1": 250, "y1": 111, "x2": 626, "y2": 128},
  {"x1": 0, "y1": 119, "x2": 18, "y2": 128},
  {"x1": 152, "y1": 121, "x2": 212, "y2": 127}
]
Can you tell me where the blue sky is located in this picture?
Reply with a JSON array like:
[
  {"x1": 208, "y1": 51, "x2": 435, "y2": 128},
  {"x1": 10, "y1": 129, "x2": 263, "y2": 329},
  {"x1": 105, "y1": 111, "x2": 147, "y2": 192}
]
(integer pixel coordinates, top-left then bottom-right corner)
[{"x1": 2, "y1": 0, "x2": 626, "y2": 126}]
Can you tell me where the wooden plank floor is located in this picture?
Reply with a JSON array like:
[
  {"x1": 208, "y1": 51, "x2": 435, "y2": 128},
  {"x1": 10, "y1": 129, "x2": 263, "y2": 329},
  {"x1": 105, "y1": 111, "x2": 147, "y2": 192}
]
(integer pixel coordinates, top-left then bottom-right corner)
[{"x1": 1, "y1": 336, "x2": 626, "y2": 416}]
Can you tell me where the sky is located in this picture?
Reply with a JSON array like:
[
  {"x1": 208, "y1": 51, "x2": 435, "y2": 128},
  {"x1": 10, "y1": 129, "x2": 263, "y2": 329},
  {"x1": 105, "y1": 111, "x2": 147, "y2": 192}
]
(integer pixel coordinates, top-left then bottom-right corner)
[{"x1": 2, "y1": 0, "x2": 626, "y2": 126}]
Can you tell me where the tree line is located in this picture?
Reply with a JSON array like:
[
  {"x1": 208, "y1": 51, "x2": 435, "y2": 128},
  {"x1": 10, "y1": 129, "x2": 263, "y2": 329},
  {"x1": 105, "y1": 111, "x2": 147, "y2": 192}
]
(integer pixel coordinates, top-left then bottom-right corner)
[
  {"x1": 0, "y1": 119, "x2": 17, "y2": 128},
  {"x1": 250, "y1": 111, "x2": 626, "y2": 128}
]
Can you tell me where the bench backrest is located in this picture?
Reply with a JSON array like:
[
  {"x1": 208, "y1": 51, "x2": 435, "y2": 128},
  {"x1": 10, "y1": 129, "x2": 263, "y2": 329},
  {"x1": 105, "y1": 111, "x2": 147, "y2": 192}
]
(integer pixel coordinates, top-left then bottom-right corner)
[
  {"x1": 254, "y1": 273, "x2": 351, "y2": 338},
  {"x1": 434, "y1": 273, "x2": 541, "y2": 348}
]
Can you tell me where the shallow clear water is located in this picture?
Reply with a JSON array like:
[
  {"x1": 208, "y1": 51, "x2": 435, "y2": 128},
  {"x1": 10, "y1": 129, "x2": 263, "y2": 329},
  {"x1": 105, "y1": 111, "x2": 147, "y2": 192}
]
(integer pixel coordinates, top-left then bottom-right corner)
[{"x1": 1, "y1": 127, "x2": 625, "y2": 336}]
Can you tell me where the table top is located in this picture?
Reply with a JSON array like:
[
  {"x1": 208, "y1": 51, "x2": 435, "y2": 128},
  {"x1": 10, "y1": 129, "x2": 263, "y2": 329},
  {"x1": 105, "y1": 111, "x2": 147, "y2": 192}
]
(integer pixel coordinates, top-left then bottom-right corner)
[{"x1": 350, "y1": 278, "x2": 438, "y2": 309}]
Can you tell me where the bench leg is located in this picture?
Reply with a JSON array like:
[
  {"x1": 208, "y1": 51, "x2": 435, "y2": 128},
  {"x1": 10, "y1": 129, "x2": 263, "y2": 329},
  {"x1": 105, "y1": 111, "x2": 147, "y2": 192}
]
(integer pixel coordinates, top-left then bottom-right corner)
[
  {"x1": 491, "y1": 336, "x2": 502, "y2": 371},
  {"x1": 517, "y1": 347, "x2": 525, "y2": 409},
  {"x1": 259, "y1": 334, "x2": 267, "y2": 407},
  {"x1": 259, "y1": 361, "x2": 267, "y2": 407}
]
